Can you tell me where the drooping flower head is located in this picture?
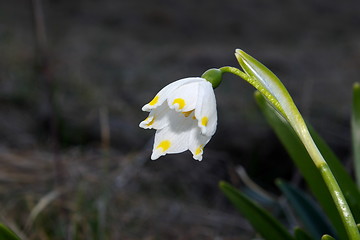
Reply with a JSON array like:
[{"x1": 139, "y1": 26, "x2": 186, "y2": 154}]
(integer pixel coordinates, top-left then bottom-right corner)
[{"x1": 139, "y1": 76, "x2": 219, "y2": 161}]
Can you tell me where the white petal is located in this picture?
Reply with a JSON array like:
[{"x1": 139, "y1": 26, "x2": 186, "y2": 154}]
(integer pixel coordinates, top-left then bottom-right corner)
[
  {"x1": 150, "y1": 111, "x2": 196, "y2": 160},
  {"x1": 139, "y1": 102, "x2": 177, "y2": 130},
  {"x1": 139, "y1": 115, "x2": 155, "y2": 129},
  {"x1": 142, "y1": 77, "x2": 203, "y2": 112},
  {"x1": 194, "y1": 81, "x2": 217, "y2": 137},
  {"x1": 189, "y1": 127, "x2": 211, "y2": 161},
  {"x1": 167, "y1": 81, "x2": 201, "y2": 112}
]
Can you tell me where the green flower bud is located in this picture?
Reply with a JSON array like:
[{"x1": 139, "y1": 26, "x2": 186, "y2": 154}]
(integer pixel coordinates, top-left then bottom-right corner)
[{"x1": 201, "y1": 68, "x2": 223, "y2": 88}]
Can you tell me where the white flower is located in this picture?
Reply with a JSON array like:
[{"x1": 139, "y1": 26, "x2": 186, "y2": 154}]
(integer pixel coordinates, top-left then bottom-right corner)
[{"x1": 139, "y1": 77, "x2": 217, "y2": 161}]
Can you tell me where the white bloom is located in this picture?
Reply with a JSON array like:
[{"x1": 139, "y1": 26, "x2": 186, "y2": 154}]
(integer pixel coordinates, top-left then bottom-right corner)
[{"x1": 139, "y1": 77, "x2": 217, "y2": 161}]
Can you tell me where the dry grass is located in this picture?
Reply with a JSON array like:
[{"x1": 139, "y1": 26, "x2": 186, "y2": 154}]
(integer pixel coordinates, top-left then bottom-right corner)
[{"x1": 0, "y1": 147, "x2": 254, "y2": 240}]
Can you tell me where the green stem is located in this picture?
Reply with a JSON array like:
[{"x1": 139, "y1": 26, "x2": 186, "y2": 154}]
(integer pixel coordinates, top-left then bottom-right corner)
[
  {"x1": 300, "y1": 127, "x2": 360, "y2": 239},
  {"x1": 283, "y1": 87, "x2": 360, "y2": 239},
  {"x1": 320, "y1": 163, "x2": 360, "y2": 239},
  {"x1": 221, "y1": 66, "x2": 360, "y2": 240},
  {"x1": 220, "y1": 66, "x2": 252, "y2": 82}
]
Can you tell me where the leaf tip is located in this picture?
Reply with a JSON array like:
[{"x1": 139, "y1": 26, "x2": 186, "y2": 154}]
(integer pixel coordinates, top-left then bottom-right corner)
[
  {"x1": 275, "y1": 178, "x2": 284, "y2": 186},
  {"x1": 235, "y1": 48, "x2": 246, "y2": 56},
  {"x1": 218, "y1": 180, "x2": 228, "y2": 189},
  {"x1": 321, "y1": 234, "x2": 336, "y2": 240},
  {"x1": 254, "y1": 90, "x2": 261, "y2": 98},
  {"x1": 354, "y1": 82, "x2": 360, "y2": 89},
  {"x1": 353, "y1": 82, "x2": 360, "y2": 95}
]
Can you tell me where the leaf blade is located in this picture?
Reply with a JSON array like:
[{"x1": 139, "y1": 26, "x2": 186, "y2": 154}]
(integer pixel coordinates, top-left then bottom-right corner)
[
  {"x1": 219, "y1": 181, "x2": 294, "y2": 240},
  {"x1": 294, "y1": 228, "x2": 315, "y2": 240},
  {"x1": 276, "y1": 179, "x2": 336, "y2": 239},
  {"x1": 0, "y1": 223, "x2": 21, "y2": 240}
]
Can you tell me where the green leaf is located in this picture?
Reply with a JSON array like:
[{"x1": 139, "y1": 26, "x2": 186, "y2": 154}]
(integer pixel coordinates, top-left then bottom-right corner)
[
  {"x1": 276, "y1": 179, "x2": 336, "y2": 239},
  {"x1": 352, "y1": 82, "x2": 360, "y2": 187},
  {"x1": 0, "y1": 223, "x2": 20, "y2": 240},
  {"x1": 255, "y1": 92, "x2": 349, "y2": 239},
  {"x1": 321, "y1": 234, "x2": 336, "y2": 240},
  {"x1": 219, "y1": 181, "x2": 294, "y2": 240},
  {"x1": 294, "y1": 228, "x2": 315, "y2": 240}
]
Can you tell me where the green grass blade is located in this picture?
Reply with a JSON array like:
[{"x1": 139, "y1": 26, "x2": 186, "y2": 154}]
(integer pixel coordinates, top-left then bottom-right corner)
[
  {"x1": 352, "y1": 82, "x2": 360, "y2": 187},
  {"x1": 255, "y1": 92, "x2": 346, "y2": 239},
  {"x1": 276, "y1": 179, "x2": 336, "y2": 239},
  {"x1": 294, "y1": 228, "x2": 315, "y2": 240},
  {"x1": 219, "y1": 181, "x2": 294, "y2": 240},
  {"x1": 0, "y1": 223, "x2": 21, "y2": 240}
]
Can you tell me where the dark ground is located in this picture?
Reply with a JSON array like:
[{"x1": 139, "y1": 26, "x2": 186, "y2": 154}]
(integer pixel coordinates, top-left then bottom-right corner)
[{"x1": 0, "y1": 0, "x2": 360, "y2": 239}]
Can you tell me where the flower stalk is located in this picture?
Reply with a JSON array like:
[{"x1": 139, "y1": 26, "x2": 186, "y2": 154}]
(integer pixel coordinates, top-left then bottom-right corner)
[{"x1": 220, "y1": 50, "x2": 360, "y2": 240}]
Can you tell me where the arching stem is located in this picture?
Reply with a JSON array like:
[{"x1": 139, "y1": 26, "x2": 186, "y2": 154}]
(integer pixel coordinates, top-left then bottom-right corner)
[{"x1": 220, "y1": 65, "x2": 360, "y2": 240}]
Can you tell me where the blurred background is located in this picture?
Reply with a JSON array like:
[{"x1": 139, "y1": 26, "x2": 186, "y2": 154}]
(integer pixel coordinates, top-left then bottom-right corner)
[{"x1": 1, "y1": 0, "x2": 360, "y2": 239}]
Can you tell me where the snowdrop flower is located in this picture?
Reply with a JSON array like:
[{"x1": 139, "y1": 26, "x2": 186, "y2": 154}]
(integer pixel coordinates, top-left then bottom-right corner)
[{"x1": 139, "y1": 75, "x2": 219, "y2": 161}]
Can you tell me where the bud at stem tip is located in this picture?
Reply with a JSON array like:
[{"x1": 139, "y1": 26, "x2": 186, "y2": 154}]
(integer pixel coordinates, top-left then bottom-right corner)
[{"x1": 201, "y1": 68, "x2": 223, "y2": 88}]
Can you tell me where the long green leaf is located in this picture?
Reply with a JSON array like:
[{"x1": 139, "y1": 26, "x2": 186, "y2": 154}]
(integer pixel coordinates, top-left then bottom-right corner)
[
  {"x1": 352, "y1": 82, "x2": 360, "y2": 187},
  {"x1": 255, "y1": 92, "x2": 347, "y2": 239},
  {"x1": 0, "y1": 223, "x2": 20, "y2": 240},
  {"x1": 294, "y1": 228, "x2": 315, "y2": 240},
  {"x1": 219, "y1": 181, "x2": 294, "y2": 240},
  {"x1": 276, "y1": 179, "x2": 335, "y2": 239}
]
